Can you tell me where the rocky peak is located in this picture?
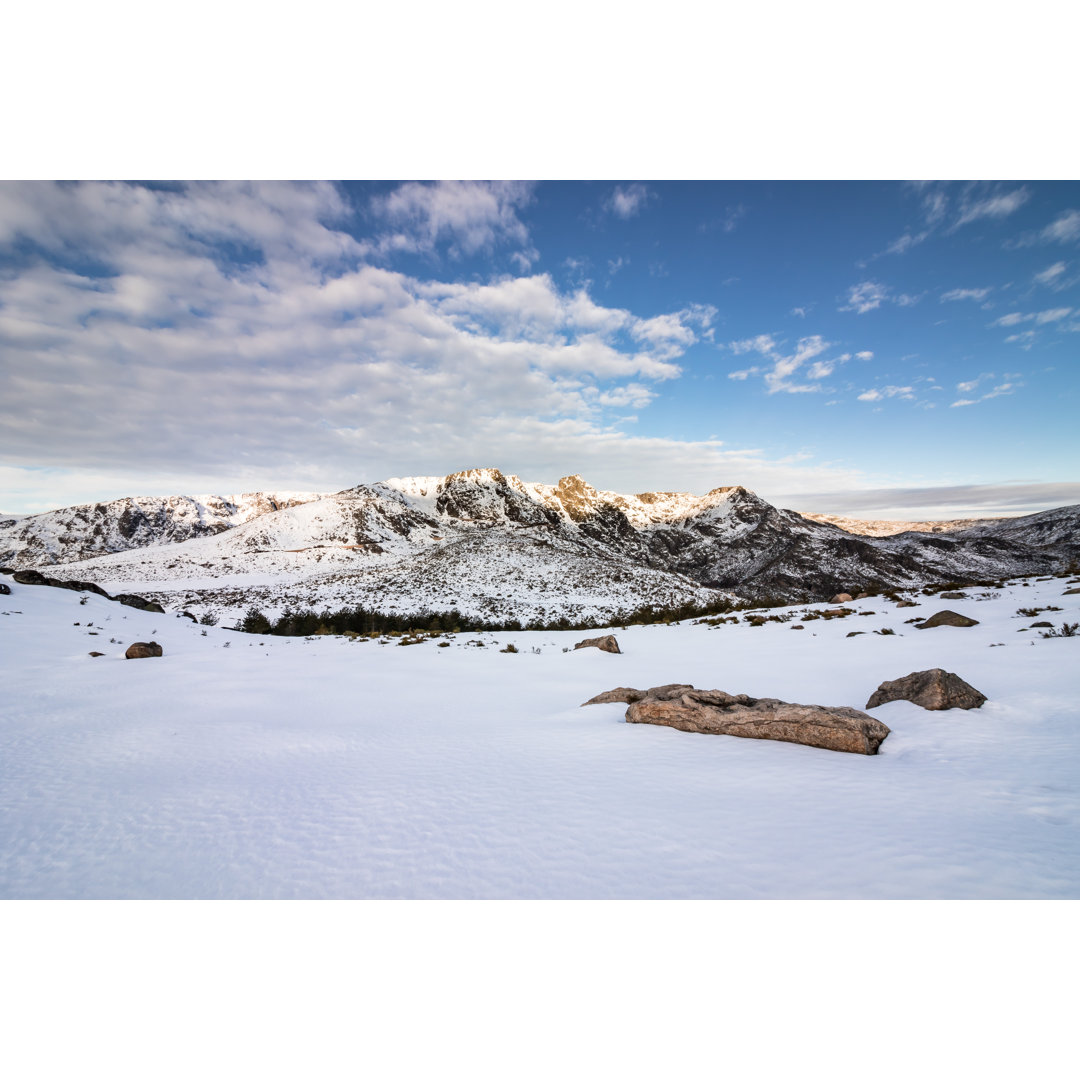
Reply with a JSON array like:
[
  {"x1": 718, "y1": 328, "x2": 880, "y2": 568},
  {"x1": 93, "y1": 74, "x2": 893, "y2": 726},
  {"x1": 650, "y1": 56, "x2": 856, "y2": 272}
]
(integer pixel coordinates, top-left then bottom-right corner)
[
  {"x1": 553, "y1": 474, "x2": 602, "y2": 522},
  {"x1": 442, "y1": 467, "x2": 509, "y2": 488}
]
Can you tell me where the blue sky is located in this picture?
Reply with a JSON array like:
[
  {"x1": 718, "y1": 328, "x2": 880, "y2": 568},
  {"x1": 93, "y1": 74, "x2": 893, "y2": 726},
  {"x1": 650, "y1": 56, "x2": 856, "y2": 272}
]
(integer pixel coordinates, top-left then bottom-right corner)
[{"x1": 1, "y1": 180, "x2": 1078, "y2": 517}]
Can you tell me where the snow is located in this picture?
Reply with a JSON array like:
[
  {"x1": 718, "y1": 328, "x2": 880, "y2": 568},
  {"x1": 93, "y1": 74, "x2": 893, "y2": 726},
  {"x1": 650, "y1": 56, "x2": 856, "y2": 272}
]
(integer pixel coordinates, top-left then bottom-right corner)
[{"x1": 3, "y1": 574, "x2": 1079, "y2": 898}]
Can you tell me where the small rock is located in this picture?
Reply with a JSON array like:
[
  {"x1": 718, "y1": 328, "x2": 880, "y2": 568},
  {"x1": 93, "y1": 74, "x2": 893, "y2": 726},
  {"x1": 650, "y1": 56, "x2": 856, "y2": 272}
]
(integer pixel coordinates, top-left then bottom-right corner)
[
  {"x1": 896, "y1": 600, "x2": 918, "y2": 608},
  {"x1": 846, "y1": 631, "x2": 864, "y2": 637},
  {"x1": 0, "y1": 582, "x2": 10, "y2": 595},
  {"x1": 573, "y1": 634, "x2": 621, "y2": 654},
  {"x1": 830, "y1": 593, "x2": 853, "y2": 604},
  {"x1": 855, "y1": 592, "x2": 870, "y2": 600},
  {"x1": 917, "y1": 610, "x2": 979, "y2": 629},
  {"x1": 866, "y1": 668, "x2": 986, "y2": 711},
  {"x1": 88, "y1": 651, "x2": 105, "y2": 657},
  {"x1": 1030, "y1": 621, "x2": 1054, "y2": 628},
  {"x1": 791, "y1": 625, "x2": 804, "y2": 630},
  {"x1": 939, "y1": 591, "x2": 968, "y2": 600},
  {"x1": 1063, "y1": 588, "x2": 1080, "y2": 596},
  {"x1": 125, "y1": 641, "x2": 163, "y2": 659}
]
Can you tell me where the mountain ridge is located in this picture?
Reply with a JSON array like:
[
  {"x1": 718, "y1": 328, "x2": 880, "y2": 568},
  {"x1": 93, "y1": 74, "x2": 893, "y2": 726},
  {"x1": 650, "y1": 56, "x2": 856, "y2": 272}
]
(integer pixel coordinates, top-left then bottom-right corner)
[{"x1": 3, "y1": 469, "x2": 1076, "y2": 622}]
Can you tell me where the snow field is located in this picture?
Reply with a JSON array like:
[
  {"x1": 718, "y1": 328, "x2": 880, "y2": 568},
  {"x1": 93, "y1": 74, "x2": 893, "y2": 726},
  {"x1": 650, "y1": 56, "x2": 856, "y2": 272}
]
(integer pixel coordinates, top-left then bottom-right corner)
[{"x1": 2, "y1": 577, "x2": 1078, "y2": 898}]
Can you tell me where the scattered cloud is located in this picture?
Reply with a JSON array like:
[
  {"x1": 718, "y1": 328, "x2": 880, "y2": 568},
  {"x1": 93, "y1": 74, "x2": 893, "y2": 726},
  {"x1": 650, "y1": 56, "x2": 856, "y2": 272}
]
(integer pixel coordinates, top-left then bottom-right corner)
[
  {"x1": 950, "y1": 375, "x2": 1020, "y2": 405},
  {"x1": 606, "y1": 184, "x2": 651, "y2": 220},
  {"x1": 726, "y1": 334, "x2": 850, "y2": 394},
  {"x1": 1041, "y1": 209, "x2": 1080, "y2": 244},
  {"x1": 840, "y1": 281, "x2": 921, "y2": 314},
  {"x1": 857, "y1": 385, "x2": 915, "y2": 402},
  {"x1": 941, "y1": 287, "x2": 992, "y2": 303},
  {"x1": 952, "y1": 187, "x2": 1030, "y2": 230},
  {"x1": 840, "y1": 281, "x2": 888, "y2": 314},
  {"x1": 1033, "y1": 261, "x2": 1067, "y2": 286}
]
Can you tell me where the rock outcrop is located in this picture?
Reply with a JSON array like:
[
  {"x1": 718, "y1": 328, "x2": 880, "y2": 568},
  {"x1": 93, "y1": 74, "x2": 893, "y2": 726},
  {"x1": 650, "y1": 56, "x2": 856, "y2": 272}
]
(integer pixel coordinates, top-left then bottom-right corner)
[
  {"x1": 573, "y1": 634, "x2": 621, "y2": 654},
  {"x1": 125, "y1": 641, "x2": 163, "y2": 659},
  {"x1": 865, "y1": 668, "x2": 986, "y2": 711},
  {"x1": 917, "y1": 610, "x2": 979, "y2": 629}
]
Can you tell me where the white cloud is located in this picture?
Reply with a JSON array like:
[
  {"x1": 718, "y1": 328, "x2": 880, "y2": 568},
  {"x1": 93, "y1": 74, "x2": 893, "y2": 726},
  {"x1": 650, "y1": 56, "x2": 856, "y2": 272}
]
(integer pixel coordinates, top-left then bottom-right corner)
[
  {"x1": 1005, "y1": 331, "x2": 1037, "y2": 348},
  {"x1": 369, "y1": 180, "x2": 535, "y2": 262},
  {"x1": 855, "y1": 350, "x2": 874, "y2": 361},
  {"x1": 857, "y1": 385, "x2": 914, "y2": 402},
  {"x1": 941, "y1": 287, "x2": 992, "y2": 303},
  {"x1": 725, "y1": 333, "x2": 851, "y2": 394},
  {"x1": 953, "y1": 187, "x2": 1030, "y2": 229},
  {"x1": 1041, "y1": 209, "x2": 1080, "y2": 243},
  {"x1": 1035, "y1": 307, "x2": 1072, "y2": 324},
  {"x1": 606, "y1": 184, "x2": 650, "y2": 220},
  {"x1": 840, "y1": 281, "x2": 889, "y2": 314},
  {"x1": 1034, "y1": 261, "x2": 1067, "y2": 285},
  {"x1": 790, "y1": 306, "x2": 807, "y2": 318},
  {"x1": 992, "y1": 312, "x2": 1027, "y2": 327},
  {"x1": 949, "y1": 399, "x2": 977, "y2": 408}
]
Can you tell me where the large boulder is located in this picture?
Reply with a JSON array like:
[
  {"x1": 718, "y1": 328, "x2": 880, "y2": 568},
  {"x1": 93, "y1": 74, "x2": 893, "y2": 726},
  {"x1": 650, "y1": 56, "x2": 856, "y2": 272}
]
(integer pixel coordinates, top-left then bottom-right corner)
[
  {"x1": 917, "y1": 610, "x2": 979, "y2": 629},
  {"x1": 125, "y1": 641, "x2": 163, "y2": 659},
  {"x1": 830, "y1": 593, "x2": 854, "y2": 604},
  {"x1": 866, "y1": 668, "x2": 986, "y2": 711},
  {"x1": 574, "y1": 634, "x2": 621, "y2": 654},
  {"x1": 622, "y1": 686, "x2": 890, "y2": 755}
]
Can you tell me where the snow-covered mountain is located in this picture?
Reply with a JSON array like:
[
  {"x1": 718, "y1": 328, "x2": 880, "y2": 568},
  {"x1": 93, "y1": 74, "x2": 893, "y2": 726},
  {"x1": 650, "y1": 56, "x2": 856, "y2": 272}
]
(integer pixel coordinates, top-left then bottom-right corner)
[
  {"x1": 3, "y1": 468, "x2": 1077, "y2": 621},
  {"x1": 0, "y1": 491, "x2": 323, "y2": 566}
]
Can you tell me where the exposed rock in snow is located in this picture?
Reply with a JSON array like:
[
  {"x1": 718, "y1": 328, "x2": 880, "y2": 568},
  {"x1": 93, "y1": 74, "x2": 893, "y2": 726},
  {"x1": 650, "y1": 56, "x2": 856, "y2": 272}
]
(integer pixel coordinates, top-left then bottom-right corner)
[
  {"x1": 866, "y1": 669, "x2": 987, "y2": 711},
  {"x1": 125, "y1": 641, "x2": 163, "y2": 659},
  {"x1": 581, "y1": 687, "x2": 647, "y2": 706},
  {"x1": 918, "y1": 610, "x2": 979, "y2": 629},
  {"x1": 624, "y1": 687, "x2": 891, "y2": 755},
  {"x1": 573, "y1": 634, "x2": 621, "y2": 654}
]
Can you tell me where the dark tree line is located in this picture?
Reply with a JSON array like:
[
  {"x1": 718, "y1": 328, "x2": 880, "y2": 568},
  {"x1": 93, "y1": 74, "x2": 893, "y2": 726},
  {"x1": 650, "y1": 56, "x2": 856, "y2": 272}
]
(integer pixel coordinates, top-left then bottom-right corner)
[{"x1": 235, "y1": 595, "x2": 747, "y2": 638}]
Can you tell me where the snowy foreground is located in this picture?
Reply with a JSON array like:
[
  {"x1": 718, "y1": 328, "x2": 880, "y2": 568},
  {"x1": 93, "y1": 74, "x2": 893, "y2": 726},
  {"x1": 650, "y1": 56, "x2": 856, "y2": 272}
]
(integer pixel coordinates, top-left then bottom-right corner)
[{"x1": 3, "y1": 577, "x2": 1079, "y2": 899}]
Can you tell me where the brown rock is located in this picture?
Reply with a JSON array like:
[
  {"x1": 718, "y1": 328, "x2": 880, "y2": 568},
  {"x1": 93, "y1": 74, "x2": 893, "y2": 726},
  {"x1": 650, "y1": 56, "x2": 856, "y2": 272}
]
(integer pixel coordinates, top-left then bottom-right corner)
[
  {"x1": 88, "y1": 651, "x2": 105, "y2": 657},
  {"x1": 582, "y1": 687, "x2": 645, "y2": 706},
  {"x1": 866, "y1": 668, "x2": 986, "y2": 711},
  {"x1": 896, "y1": 600, "x2": 918, "y2": 608},
  {"x1": 573, "y1": 634, "x2": 621, "y2": 654},
  {"x1": 1063, "y1": 588, "x2": 1080, "y2": 596},
  {"x1": 641, "y1": 683, "x2": 696, "y2": 701},
  {"x1": 939, "y1": 591, "x2": 968, "y2": 600},
  {"x1": 917, "y1": 610, "x2": 979, "y2": 629},
  {"x1": 125, "y1": 641, "x2": 163, "y2": 659},
  {"x1": 624, "y1": 687, "x2": 889, "y2": 755},
  {"x1": 830, "y1": 593, "x2": 854, "y2": 604}
]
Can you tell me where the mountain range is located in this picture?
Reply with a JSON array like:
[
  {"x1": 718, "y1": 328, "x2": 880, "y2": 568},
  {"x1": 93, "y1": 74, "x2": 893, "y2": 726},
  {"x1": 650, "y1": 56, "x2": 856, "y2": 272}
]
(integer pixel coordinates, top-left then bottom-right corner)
[{"x1": 3, "y1": 468, "x2": 1077, "y2": 623}]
